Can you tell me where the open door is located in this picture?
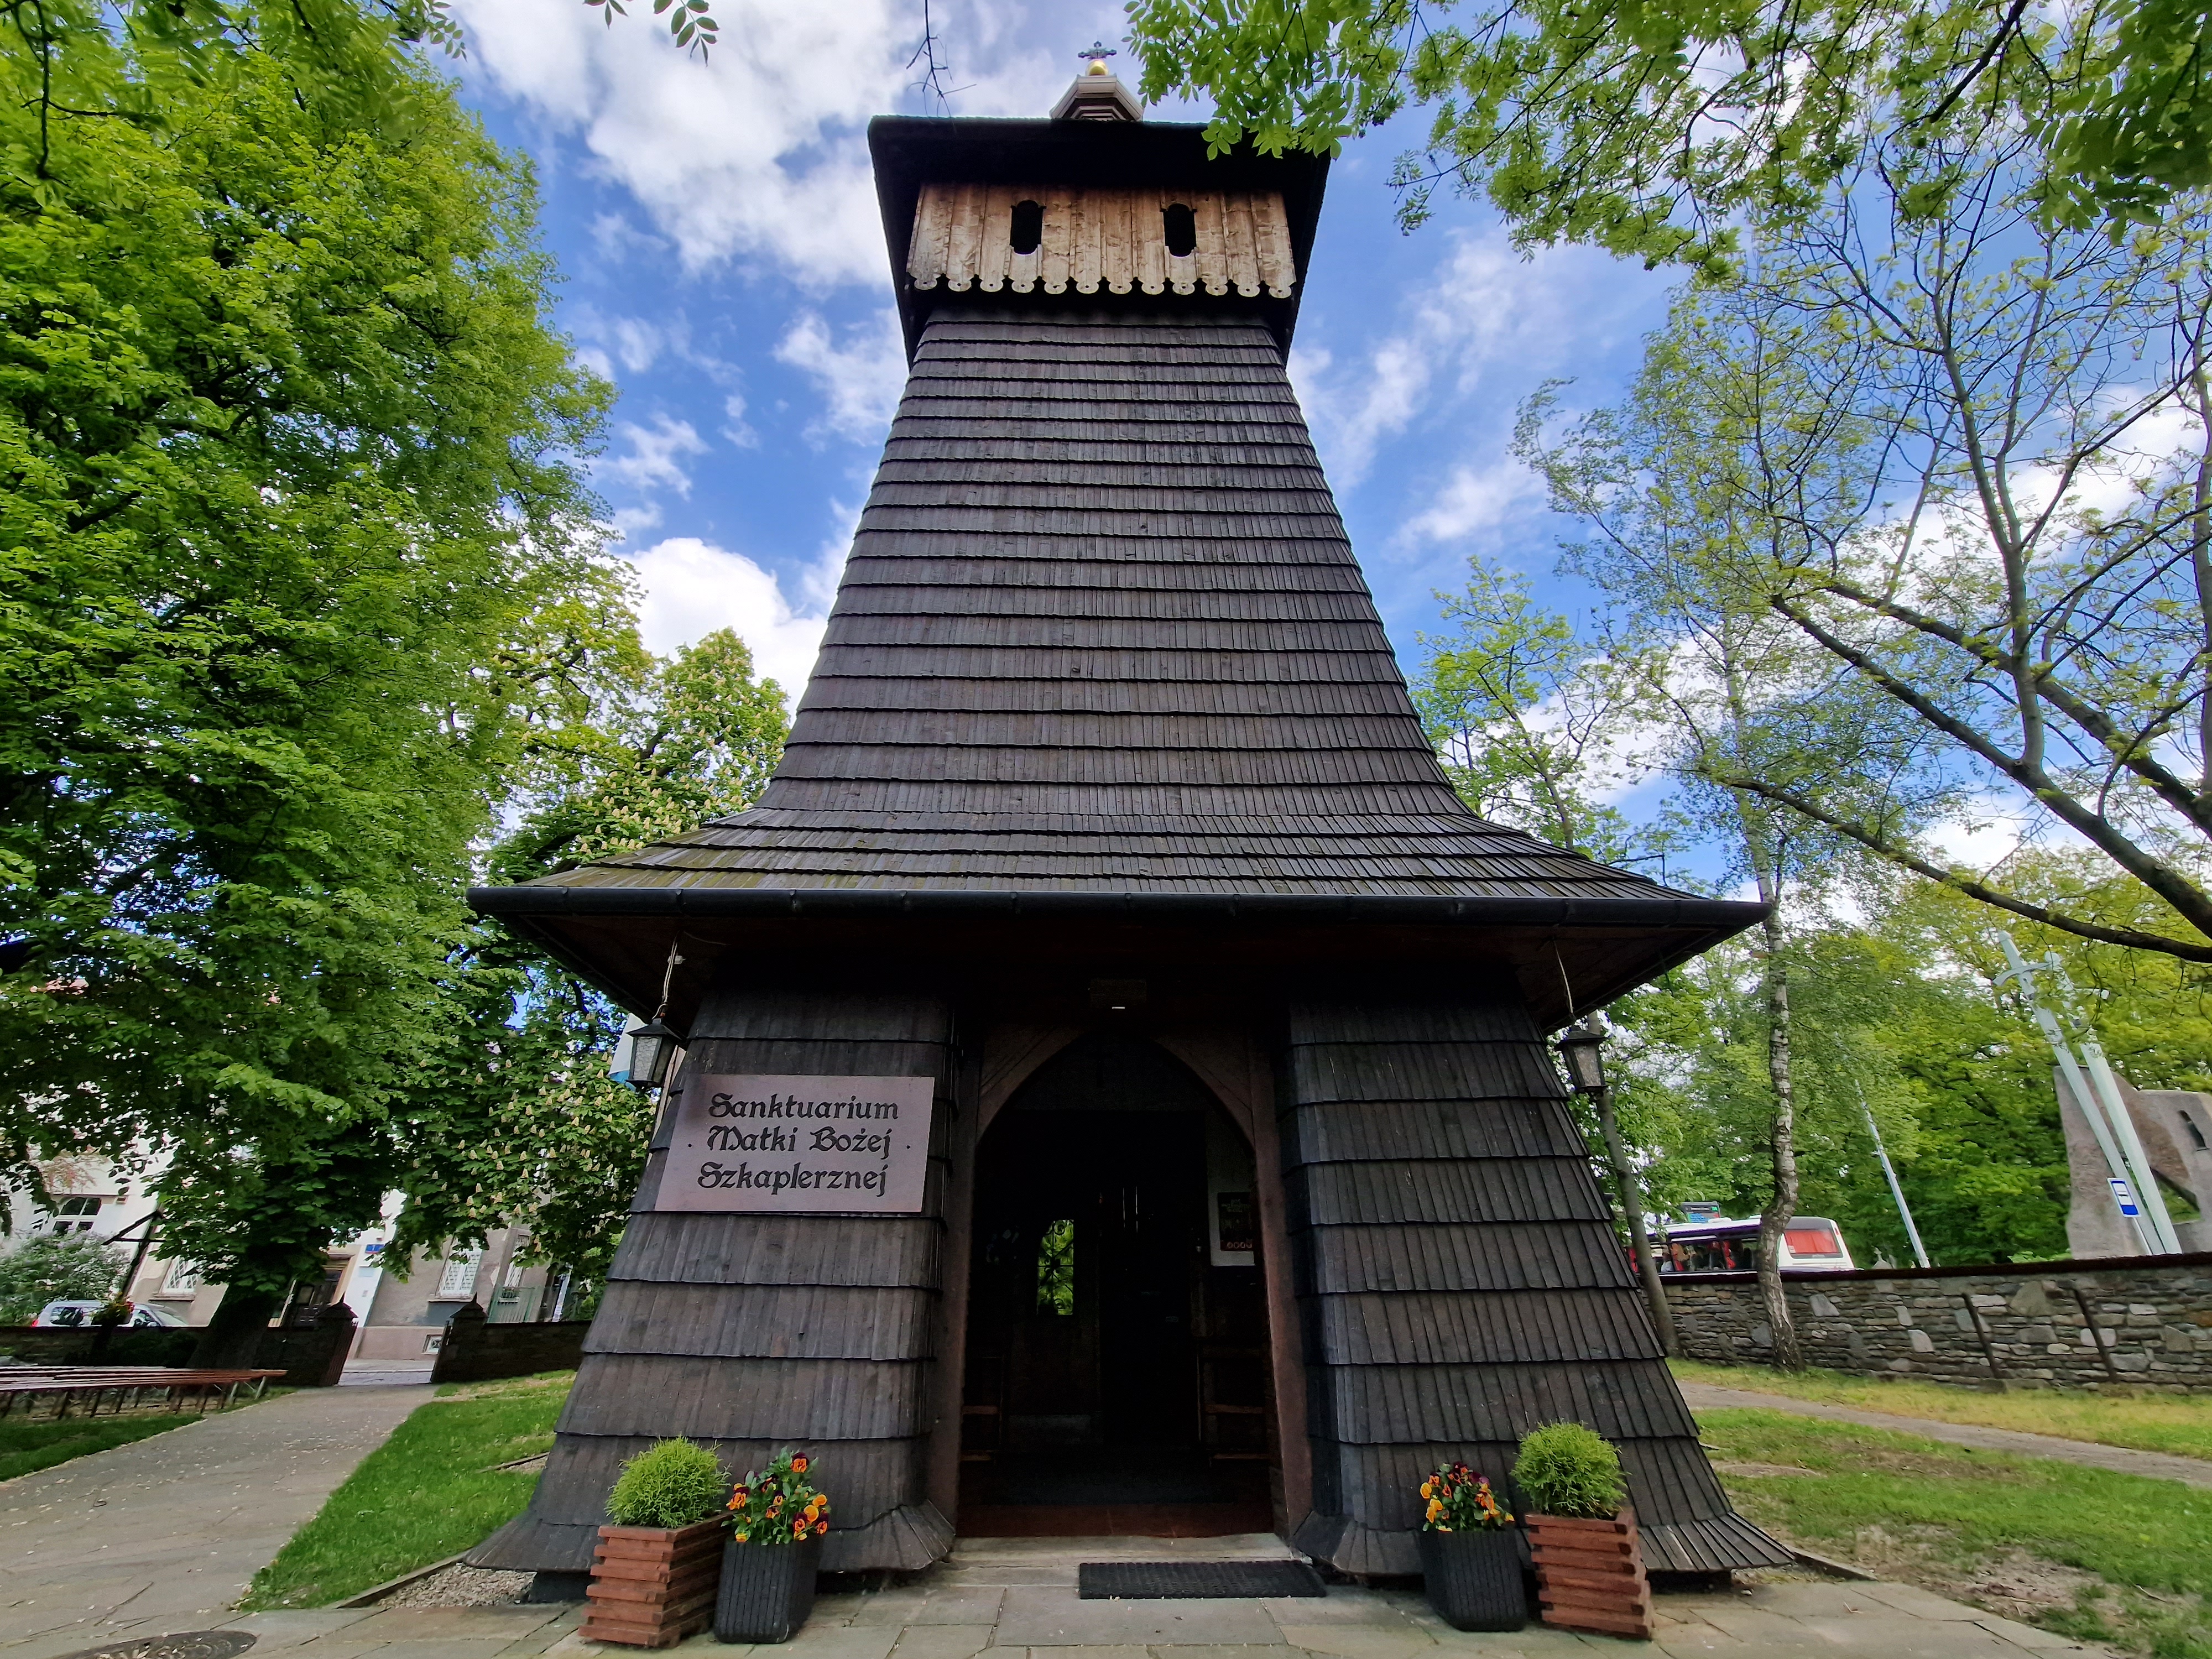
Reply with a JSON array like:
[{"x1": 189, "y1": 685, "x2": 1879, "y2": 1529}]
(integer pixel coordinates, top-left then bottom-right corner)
[{"x1": 959, "y1": 1034, "x2": 1275, "y2": 1536}]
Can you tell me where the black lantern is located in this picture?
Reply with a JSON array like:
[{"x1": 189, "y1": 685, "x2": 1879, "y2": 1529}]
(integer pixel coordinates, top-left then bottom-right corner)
[
  {"x1": 626, "y1": 1016, "x2": 684, "y2": 1092},
  {"x1": 1557, "y1": 1017, "x2": 1608, "y2": 1094}
]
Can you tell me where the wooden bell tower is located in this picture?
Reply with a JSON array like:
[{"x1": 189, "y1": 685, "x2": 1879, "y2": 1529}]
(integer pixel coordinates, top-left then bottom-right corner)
[{"x1": 468, "y1": 62, "x2": 1792, "y2": 1588}]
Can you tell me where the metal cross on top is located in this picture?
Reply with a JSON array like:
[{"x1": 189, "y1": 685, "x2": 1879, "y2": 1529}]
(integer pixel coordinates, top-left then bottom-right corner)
[{"x1": 1078, "y1": 40, "x2": 1117, "y2": 66}]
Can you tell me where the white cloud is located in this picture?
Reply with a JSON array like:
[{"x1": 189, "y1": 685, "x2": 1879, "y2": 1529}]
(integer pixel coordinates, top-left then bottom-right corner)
[
  {"x1": 567, "y1": 303, "x2": 681, "y2": 380},
  {"x1": 611, "y1": 502, "x2": 665, "y2": 539},
  {"x1": 607, "y1": 414, "x2": 709, "y2": 495},
  {"x1": 775, "y1": 309, "x2": 906, "y2": 444},
  {"x1": 722, "y1": 392, "x2": 759, "y2": 451},
  {"x1": 1397, "y1": 458, "x2": 1546, "y2": 547},
  {"x1": 628, "y1": 537, "x2": 832, "y2": 694},
  {"x1": 1926, "y1": 802, "x2": 2033, "y2": 870},
  {"x1": 1293, "y1": 234, "x2": 1561, "y2": 485},
  {"x1": 451, "y1": 0, "x2": 1070, "y2": 285},
  {"x1": 1292, "y1": 231, "x2": 1650, "y2": 492}
]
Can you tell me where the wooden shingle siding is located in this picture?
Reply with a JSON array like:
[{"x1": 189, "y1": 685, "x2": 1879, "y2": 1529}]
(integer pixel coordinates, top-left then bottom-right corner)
[
  {"x1": 518, "y1": 309, "x2": 1702, "y2": 902},
  {"x1": 1287, "y1": 1160, "x2": 1615, "y2": 1227},
  {"x1": 601, "y1": 1213, "x2": 938, "y2": 1286},
  {"x1": 1295, "y1": 1223, "x2": 1633, "y2": 1293},
  {"x1": 587, "y1": 1284, "x2": 936, "y2": 1359},
  {"x1": 467, "y1": 982, "x2": 956, "y2": 1578},
  {"x1": 1318, "y1": 1360, "x2": 1699, "y2": 1442},
  {"x1": 559, "y1": 1357, "x2": 931, "y2": 1439},
  {"x1": 1284, "y1": 995, "x2": 1793, "y2": 1577}
]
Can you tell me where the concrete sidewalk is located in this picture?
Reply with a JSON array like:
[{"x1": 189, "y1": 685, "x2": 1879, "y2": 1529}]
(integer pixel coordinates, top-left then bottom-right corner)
[
  {"x1": 171, "y1": 1535, "x2": 2107, "y2": 1659},
  {"x1": 1677, "y1": 1381, "x2": 2212, "y2": 1488},
  {"x1": 0, "y1": 1382, "x2": 430, "y2": 1658}
]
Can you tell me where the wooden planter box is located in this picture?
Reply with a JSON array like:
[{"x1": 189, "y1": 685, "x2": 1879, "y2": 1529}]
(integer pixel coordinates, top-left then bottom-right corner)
[
  {"x1": 1526, "y1": 1508, "x2": 1652, "y2": 1641},
  {"x1": 580, "y1": 1520, "x2": 724, "y2": 1648}
]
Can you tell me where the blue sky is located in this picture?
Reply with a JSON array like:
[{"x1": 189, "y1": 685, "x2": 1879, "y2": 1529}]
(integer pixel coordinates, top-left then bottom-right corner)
[{"x1": 446, "y1": 0, "x2": 1678, "y2": 702}]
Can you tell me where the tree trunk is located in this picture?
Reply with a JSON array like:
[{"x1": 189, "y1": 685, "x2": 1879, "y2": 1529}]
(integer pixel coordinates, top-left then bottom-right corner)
[
  {"x1": 1593, "y1": 1084, "x2": 1677, "y2": 1355},
  {"x1": 192, "y1": 1282, "x2": 285, "y2": 1368},
  {"x1": 1756, "y1": 907, "x2": 1803, "y2": 1370}
]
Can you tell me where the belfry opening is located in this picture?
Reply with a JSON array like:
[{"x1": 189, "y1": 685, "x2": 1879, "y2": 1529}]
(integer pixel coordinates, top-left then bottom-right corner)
[
  {"x1": 464, "y1": 59, "x2": 1795, "y2": 1589},
  {"x1": 959, "y1": 1034, "x2": 1278, "y2": 1536}
]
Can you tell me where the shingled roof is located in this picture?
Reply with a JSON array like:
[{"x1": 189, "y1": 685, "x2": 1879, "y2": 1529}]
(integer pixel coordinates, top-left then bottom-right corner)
[{"x1": 472, "y1": 122, "x2": 1761, "y2": 1024}]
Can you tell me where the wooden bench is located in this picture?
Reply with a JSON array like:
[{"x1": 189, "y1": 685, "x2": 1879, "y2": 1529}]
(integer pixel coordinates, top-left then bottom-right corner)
[{"x1": 0, "y1": 1366, "x2": 288, "y2": 1418}]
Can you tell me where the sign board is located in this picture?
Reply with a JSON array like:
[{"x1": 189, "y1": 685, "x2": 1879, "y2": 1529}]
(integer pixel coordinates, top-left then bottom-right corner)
[
  {"x1": 2110, "y1": 1176, "x2": 2142, "y2": 1218},
  {"x1": 657, "y1": 1074, "x2": 936, "y2": 1214}
]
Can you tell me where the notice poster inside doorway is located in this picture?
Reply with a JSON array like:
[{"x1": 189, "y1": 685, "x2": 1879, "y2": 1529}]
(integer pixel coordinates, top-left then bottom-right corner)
[{"x1": 658, "y1": 1073, "x2": 936, "y2": 1214}]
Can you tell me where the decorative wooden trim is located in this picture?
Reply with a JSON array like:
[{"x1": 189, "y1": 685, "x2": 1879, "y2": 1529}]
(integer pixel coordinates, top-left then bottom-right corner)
[
  {"x1": 581, "y1": 1521, "x2": 724, "y2": 1649},
  {"x1": 1528, "y1": 1509, "x2": 1653, "y2": 1641},
  {"x1": 910, "y1": 185, "x2": 1296, "y2": 299}
]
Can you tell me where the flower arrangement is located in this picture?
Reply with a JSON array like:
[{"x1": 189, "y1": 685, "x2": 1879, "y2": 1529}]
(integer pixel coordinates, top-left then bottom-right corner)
[
  {"x1": 1418, "y1": 1462, "x2": 1514, "y2": 1532},
  {"x1": 726, "y1": 1448, "x2": 829, "y2": 1546},
  {"x1": 89, "y1": 1296, "x2": 132, "y2": 1328}
]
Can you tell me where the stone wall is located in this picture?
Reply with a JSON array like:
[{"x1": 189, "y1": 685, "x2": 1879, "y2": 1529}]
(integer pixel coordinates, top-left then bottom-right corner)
[
  {"x1": 430, "y1": 1301, "x2": 589, "y2": 1384},
  {"x1": 0, "y1": 1304, "x2": 356, "y2": 1382},
  {"x1": 0, "y1": 1326, "x2": 198, "y2": 1365},
  {"x1": 1665, "y1": 1253, "x2": 2212, "y2": 1390}
]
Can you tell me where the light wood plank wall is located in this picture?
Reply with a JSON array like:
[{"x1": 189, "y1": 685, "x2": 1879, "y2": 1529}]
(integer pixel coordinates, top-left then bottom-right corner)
[{"x1": 909, "y1": 184, "x2": 1296, "y2": 299}]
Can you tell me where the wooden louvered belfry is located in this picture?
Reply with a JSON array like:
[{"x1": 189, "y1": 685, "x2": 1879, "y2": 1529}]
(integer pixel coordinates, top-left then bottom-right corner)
[{"x1": 467, "y1": 72, "x2": 1792, "y2": 1587}]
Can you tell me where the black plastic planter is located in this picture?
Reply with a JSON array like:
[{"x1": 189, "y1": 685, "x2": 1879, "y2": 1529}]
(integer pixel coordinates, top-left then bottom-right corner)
[
  {"x1": 1417, "y1": 1528, "x2": 1528, "y2": 1632},
  {"x1": 714, "y1": 1536, "x2": 821, "y2": 1644}
]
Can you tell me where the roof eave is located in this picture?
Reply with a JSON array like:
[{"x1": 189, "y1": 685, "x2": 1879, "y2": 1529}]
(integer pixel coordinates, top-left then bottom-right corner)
[
  {"x1": 469, "y1": 882, "x2": 1759, "y2": 931},
  {"x1": 468, "y1": 883, "x2": 1767, "y2": 1032}
]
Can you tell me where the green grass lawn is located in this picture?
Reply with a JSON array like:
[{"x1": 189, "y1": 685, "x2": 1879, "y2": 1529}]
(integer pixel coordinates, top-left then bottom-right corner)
[
  {"x1": 1700, "y1": 1407, "x2": 2211, "y2": 1658},
  {"x1": 242, "y1": 1370, "x2": 575, "y2": 1610},
  {"x1": 0, "y1": 1411, "x2": 207, "y2": 1483},
  {"x1": 1673, "y1": 1357, "x2": 2212, "y2": 1462}
]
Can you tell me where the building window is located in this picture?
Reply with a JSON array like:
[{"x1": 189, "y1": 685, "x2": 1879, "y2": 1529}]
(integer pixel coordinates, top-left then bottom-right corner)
[
  {"x1": 1035, "y1": 1220, "x2": 1074, "y2": 1316},
  {"x1": 1008, "y1": 199, "x2": 1042, "y2": 255},
  {"x1": 437, "y1": 1249, "x2": 483, "y2": 1298},
  {"x1": 160, "y1": 1260, "x2": 200, "y2": 1296},
  {"x1": 42, "y1": 1196, "x2": 101, "y2": 1235}
]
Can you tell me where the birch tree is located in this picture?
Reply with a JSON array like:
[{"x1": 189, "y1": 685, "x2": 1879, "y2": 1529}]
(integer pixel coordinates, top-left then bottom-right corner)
[
  {"x1": 1519, "y1": 378, "x2": 1910, "y2": 1366},
  {"x1": 1575, "y1": 123, "x2": 2212, "y2": 963}
]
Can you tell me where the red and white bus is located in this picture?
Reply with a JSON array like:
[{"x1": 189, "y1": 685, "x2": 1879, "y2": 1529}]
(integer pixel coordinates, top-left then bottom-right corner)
[{"x1": 1655, "y1": 1214, "x2": 1856, "y2": 1275}]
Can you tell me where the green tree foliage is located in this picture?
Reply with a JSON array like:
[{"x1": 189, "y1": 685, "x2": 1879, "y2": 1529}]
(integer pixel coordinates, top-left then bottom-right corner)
[
  {"x1": 1414, "y1": 557, "x2": 1638, "y2": 861},
  {"x1": 0, "y1": 1233, "x2": 122, "y2": 1321},
  {"x1": 0, "y1": 0, "x2": 713, "y2": 178},
  {"x1": 388, "y1": 628, "x2": 788, "y2": 1285},
  {"x1": 1624, "y1": 917, "x2": 2077, "y2": 1268},
  {"x1": 0, "y1": 39, "x2": 616, "y2": 1342},
  {"x1": 1125, "y1": 0, "x2": 2212, "y2": 272},
  {"x1": 1519, "y1": 116, "x2": 2212, "y2": 964}
]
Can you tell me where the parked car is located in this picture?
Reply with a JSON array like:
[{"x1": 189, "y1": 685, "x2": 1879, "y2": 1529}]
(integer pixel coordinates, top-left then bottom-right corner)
[
  {"x1": 1655, "y1": 1215, "x2": 1857, "y2": 1274},
  {"x1": 30, "y1": 1300, "x2": 188, "y2": 1328}
]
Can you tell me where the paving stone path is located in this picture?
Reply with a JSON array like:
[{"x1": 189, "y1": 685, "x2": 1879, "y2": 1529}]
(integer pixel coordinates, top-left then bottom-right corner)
[
  {"x1": 0, "y1": 1383, "x2": 430, "y2": 1659},
  {"x1": 69, "y1": 1534, "x2": 2103, "y2": 1659},
  {"x1": 1677, "y1": 1381, "x2": 2212, "y2": 1488},
  {"x1": 0, "y1": 1392, "x2": 2136, "y2": 1659}
]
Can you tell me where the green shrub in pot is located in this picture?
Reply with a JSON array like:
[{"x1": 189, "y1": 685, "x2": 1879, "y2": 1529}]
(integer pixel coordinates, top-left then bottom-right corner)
[
  {"x1": 1511, "y1": 1422, "x2": 1626, "y2": 1519},
  {"x1": 607, "y1": 1437, "x2": 729, "y2": 1528}
]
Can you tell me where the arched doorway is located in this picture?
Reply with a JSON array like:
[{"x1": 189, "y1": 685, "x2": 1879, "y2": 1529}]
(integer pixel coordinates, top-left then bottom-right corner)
[{"x1": 959, "y1": 1032, "x2": 1277, "y2": 1536}]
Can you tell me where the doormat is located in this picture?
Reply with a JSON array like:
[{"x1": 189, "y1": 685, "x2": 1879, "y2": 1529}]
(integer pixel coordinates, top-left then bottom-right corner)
[
  {"x1": 50, "y1": 1635, "x2": 257, "y2": 1659},
  {"x1": 1078, "y1": 1561, "x2": 1326, "y2": 1599}
]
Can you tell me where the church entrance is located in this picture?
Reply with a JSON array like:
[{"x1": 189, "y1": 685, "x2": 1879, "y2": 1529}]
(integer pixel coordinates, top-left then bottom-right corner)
[{"x1": 958, "y1": 1035, "x2": 1276, "y2": 1536}]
